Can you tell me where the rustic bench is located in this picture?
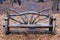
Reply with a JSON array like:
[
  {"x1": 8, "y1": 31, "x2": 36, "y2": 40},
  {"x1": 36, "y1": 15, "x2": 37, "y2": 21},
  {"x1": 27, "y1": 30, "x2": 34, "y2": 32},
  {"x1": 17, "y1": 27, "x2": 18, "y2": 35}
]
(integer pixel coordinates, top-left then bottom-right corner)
[{"x1": 3, "y1": 8, "x2": 56, "y2": 35}]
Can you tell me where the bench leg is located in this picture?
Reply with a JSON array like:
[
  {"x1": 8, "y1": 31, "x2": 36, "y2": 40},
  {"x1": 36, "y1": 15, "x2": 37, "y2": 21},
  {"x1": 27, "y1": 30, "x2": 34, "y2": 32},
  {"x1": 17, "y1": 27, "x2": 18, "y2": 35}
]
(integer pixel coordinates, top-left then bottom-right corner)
[
  {"x1": 4, "y1": 17, "x2": 10, "y2": 35},
  {"x1": 52, "y1": 19, "x2": 56, "y2": 34},
  {"x1": 49, "y1": 27, "x2": 52, "y2": 31},
  {"x1": 49, "y1": 17, "x2": 53, "y2": 32},
  {"x1": 5, "y1": 21, "x2": 10, "y2": 35},
  {"x1": 49, "y1": 17, "x2": 56, "y2": 34}
]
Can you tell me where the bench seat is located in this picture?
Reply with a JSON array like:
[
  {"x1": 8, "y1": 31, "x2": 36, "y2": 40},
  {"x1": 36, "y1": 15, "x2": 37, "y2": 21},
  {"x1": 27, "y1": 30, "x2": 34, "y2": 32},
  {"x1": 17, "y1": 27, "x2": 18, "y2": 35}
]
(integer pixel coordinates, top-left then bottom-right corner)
[{"x1": 4, "y1": 23, "x2": 52, "y2": 28}]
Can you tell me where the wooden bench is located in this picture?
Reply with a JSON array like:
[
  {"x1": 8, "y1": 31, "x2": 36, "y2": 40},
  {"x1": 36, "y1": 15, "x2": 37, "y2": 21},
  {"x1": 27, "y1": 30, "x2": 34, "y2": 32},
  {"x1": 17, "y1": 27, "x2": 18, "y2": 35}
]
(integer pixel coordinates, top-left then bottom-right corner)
[{"x1": 3, "y1": 8, "x2": 56, "y2": 35}]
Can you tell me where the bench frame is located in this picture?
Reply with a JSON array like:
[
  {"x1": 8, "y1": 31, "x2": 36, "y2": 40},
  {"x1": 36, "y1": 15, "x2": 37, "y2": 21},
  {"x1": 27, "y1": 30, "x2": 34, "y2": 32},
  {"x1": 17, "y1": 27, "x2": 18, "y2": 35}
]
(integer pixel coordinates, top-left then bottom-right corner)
[{"x1": 3, "y1": 8, "x2": 56, "y2": 35}]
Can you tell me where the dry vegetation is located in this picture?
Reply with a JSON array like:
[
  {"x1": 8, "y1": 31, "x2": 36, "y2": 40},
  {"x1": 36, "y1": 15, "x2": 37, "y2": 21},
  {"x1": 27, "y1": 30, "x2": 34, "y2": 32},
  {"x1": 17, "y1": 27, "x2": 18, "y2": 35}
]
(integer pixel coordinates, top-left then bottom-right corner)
[{"x1": 0, "y1": 0, "x2": 60, "y2": 40}]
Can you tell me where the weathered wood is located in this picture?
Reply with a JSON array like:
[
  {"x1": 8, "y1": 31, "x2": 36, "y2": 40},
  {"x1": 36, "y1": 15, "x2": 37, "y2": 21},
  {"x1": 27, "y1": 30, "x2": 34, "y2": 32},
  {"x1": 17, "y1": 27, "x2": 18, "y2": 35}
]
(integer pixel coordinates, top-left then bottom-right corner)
[
  {"x1": 9, "y1": 13, "x2": 48, "y2": 16},
  {"x1": 49, "y1": 18, "x2": 53, "y2": 31},
  {"x1": 7, "y1": 24, "x2": 52, "y2": 28},
  {"x1": 49, "y1": 16, "x2": 56, "y2": 34},
  {"x1": 24, "y1": 14, "x2": 28, "y2": 24},
  {"x1": 34, "y1": 17, "x2": 48, "y2": 24},
  {"x1": 4, "y1": 7, "x2": 56, "y2": 34},
  {"x1": 30, "y1": 14, "x2": 34, "y2": 24},
  {"x1": 52, "y1": 17, "x2": 56, "y2": 33},
  {"x1": 9, "y1": 8, "x2": 20, "y2": 14},
  {"x1": 32, "y1": 15, "x2": 40, "y2": 24},
  {"x1": 20, "y1": 16, "x2": 27, "y2": 24},
  {"x1": 9, "y1": 30, "x2": 53, "y2": 34},
  {"x1": 4, "y1": 17, "x2": 10, "y2": 35},
  {"x1": 10, "y1": 17, "x2": 24, "y2": 24},
  {"x1": 9, "y1": 7, "x2": 51, "y2": 16}
]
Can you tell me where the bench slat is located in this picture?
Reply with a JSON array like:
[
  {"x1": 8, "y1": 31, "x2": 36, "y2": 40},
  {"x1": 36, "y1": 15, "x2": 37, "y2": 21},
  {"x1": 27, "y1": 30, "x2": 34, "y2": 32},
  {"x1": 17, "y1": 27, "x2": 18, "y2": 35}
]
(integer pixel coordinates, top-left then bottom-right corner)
[
  {"x1": 10, "y1": 30, "x2": 52, "y2": 34},
  {"x1": 7, "y1": 24, "x2": 52, "y2": 28}
]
